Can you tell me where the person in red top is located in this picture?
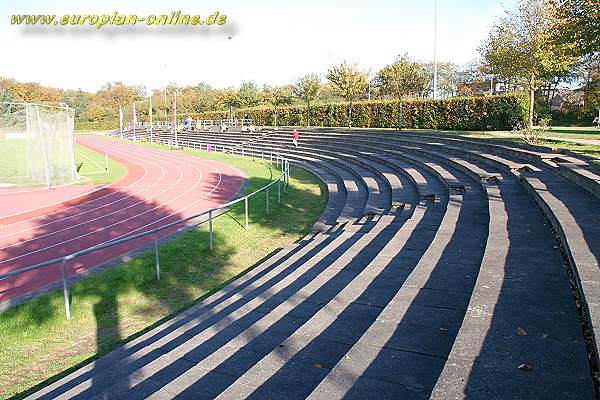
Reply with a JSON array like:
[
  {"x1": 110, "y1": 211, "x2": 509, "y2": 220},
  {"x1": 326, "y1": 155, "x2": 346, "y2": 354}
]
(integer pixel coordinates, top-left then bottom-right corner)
[{"x1": 292, "y1": 129, "x2": 299, "y2": 147}]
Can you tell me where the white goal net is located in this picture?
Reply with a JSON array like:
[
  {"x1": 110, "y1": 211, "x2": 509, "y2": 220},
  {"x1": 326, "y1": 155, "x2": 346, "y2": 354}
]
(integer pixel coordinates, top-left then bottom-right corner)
[{"x1": 0, "y1": 102, "x2": 79, "y2": 189}]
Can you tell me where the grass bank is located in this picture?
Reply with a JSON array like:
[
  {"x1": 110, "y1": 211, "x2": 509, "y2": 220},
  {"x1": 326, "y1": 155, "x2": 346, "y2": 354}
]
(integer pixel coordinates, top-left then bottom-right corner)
[
  {"x1": 0, "y1": 147, "x2": 327, "y2": 399},
  {"x1": 75, "y1": 143, "x2": 127, "y2": 185}
]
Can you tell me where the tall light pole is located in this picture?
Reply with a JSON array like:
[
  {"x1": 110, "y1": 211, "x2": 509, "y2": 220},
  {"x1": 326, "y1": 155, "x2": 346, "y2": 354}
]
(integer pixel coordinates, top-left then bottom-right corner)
[{"x1": 433, "y1": 0, "x2": 438, "y2": 100}]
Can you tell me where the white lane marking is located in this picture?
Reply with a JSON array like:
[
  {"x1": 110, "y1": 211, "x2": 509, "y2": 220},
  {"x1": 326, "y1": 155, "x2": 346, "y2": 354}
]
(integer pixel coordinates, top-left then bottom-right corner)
[
  {"x1": 0, "y1": 136, "x2": 219, "y2": 241},
  {"x1": 0, "y1": 137, "x2": 149, "y2": 228},
  {"x1": 0, "y1": 143, "x2": 173, "y2": 251},
  {"x1": 0, "y1": 138, "x2": 161, "y2": 241},
  {"x1": 0, "y1": 139, "x2": 232, "y2": 265}
]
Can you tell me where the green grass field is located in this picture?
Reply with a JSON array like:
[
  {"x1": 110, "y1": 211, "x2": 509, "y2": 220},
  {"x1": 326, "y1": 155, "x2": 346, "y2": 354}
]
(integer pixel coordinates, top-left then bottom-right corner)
[
  {"x1": 75, "y1": 143, "x2": 127, "y2": 185},
  {"x1": 544, "y1": 126, "x2": 600, "y2": 139},
  {"x1": 409, "y1": 126, "x2": 600, "y2": 140},
  {"x1": 531, "y1": 138, "x2": 600, "y2": 160},
  {"x1": 452, "y1": 132, "x2": 600, "y2": 160},
  {"x1": 0, "y1": 147, "x2": 327, "y2": 399},
  {"x1": 0, "y1": 139, "x2": 126, "y2": 187}
]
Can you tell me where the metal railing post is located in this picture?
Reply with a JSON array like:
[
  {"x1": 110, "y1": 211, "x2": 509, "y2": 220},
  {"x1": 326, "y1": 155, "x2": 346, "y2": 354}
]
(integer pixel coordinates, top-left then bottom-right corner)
[
  {"x1": 154, "y1": 232, "x2": 160, "y2": 281},
  {"x1": 266, "y1": 187, "x2": 270, "y2": 213},
  {"x1": 61, "y1": 259, "x2": 71, "y2": 320},
  {"x1": 284, "y1": 160, "x2": 288, "y2": 191},
  {"x1": 278, "y1": 179, "x2": 281, "y2": 204},
  {"x1": 245, "y1": 197, "x2": 249, "y2": 230},
  {"x1": 209, "y1": 210, "x2": 213, "y2": 251}
]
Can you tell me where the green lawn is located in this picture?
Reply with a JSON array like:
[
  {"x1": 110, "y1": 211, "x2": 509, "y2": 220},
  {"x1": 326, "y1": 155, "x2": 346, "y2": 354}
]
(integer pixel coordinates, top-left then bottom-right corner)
[
  {"x1": 448, "y1": 132, "x2": 600, "y2": 160},
  {"x1": 0, "y1": 139, "x2": 126, "y2": 187},
  {"x1": 431, "y1": 126, "x2": 600, "y2": 140},
  {"x1": 0, "y1": 139, "x2": 34, "y2": 186},
  {"x1": 544, "y1": 126, "x2": 600, "y2": 139},
  {"x1": 75, "y1": 143, "x2": 127, "y2": 185},
  {"x1": 533, "y1": 138, "x2": 600, "y2": 160},
  {"x1": 0, "y1": 148, "x2": 327, "y2": 399}
]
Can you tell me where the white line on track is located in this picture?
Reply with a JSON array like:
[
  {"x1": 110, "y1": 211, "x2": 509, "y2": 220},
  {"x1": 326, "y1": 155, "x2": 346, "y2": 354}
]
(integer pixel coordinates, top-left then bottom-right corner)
[
  {"x1": 0, "y1": 141, "x2": 175, "y2": 251},
  {"x1": 0, "y1": 136, "x2": 218, "y2": 241},
  {"x1": 0, "y1": 140, "x2": 150, "y2": 228},
  {"x1": 0, "y1": 138, "x2": 229, "y2": 265},
  {"x1": 0, "y1": 139, "x2": 159, "y2": 240},
  {"x1": 72, "y1": 139, "x2": 232, "y2": 250}
]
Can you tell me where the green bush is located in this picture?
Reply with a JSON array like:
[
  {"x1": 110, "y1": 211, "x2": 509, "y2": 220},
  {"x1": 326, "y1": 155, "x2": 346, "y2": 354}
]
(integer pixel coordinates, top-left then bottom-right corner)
[
  {"x1": 188, "y1": 94, "x2": 527, "y2": 131},
  {"x1": 75, "y1": 121, "x2": 117, "y2": 131},
  {"x1": 551, "y1": 109, "x2": 597, "y2": 127}
]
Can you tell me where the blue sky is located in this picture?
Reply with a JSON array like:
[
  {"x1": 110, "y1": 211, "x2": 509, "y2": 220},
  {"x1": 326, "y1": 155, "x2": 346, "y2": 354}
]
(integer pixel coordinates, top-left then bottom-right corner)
[{"x1": 0, "y1": 0, "x2": 511, "y2": 92}]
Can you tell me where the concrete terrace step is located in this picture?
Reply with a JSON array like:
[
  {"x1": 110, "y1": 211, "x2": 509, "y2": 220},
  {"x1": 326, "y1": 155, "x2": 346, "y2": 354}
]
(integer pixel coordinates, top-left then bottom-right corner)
[
  {"x1": 28, "y1": 211, "x2": 421, "y2": 399},
  {"x1": 243, "y1": 139, "x2": 392, "y2": 215},
  {"x1": 46, "y1": 129, "x2": 599, "y2": 400},
  {"x1": 372, "y1": 131, "x2": 600, "y2": 203}
]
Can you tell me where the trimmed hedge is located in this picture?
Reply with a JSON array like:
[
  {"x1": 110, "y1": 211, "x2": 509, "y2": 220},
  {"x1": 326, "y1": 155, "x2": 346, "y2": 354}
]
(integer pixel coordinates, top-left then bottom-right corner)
[
  {"x1": 187, "y1": 94, "x2": 527, "y2": 131},
  {"x1": 75, "y1": 121, "x2": 117, "y2": 130}
]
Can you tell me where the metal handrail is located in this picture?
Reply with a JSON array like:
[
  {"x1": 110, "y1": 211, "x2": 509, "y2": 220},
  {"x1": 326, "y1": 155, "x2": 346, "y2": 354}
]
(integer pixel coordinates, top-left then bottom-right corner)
[{"x1": 0, "y1": 140, "x2": 290, "y2": 320}]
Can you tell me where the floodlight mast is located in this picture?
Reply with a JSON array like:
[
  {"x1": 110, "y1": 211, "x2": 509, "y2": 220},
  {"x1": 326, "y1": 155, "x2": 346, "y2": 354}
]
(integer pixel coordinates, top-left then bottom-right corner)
[{"x1": 433, "y1": 0, "x2": 438, "y2": 100}]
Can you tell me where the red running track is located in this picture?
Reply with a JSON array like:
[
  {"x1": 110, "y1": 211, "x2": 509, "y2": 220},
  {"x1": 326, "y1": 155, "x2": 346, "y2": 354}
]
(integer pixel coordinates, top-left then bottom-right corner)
[{"x1": 0, "y1": 136, "x2": 245, "y2": 303}]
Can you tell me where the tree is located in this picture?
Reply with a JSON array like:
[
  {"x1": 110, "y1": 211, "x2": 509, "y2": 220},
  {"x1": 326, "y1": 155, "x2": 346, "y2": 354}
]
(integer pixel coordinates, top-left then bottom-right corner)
[
  {"x1": 480, "y1": 0, "x2": 577, "y2": 127},
  {"x1": 575, "y1": 55, "x2": 600, "y2": 111},
  {"x1": 0, "y1": 78, "x2": 15, "y2": 103},
  {"x1": 262, "y1": 85, "x2": 293, "y2": 128},
  {"x1": 237, "y1": 82, "x2": 261, "y2": 108},
  {"x1": 436, "y1": 63, "x2": 464, "y2": 98},
  {"x1": 216, "y1": 88, "x2": 239, "y2": 119},
  {"x1": 551, "y1": 0, "x2": 599, "y2": 57},
  {"x1": 63, "y1": 89, "x2": 89, "y2": 118},
  {"x1": 193, "y1": 82, "x2": 217, "y2": 112},
  {"x1": 456, "y1": 61, "x2": 494, "y2": 96},
  {"x1": 376, "y1": 54, "x2": 430, "y2": 128},
  {"x1": 327, "y1": 62, "x2": 368, "y2": 127},
  {"x1": 293, "y1": 74, "x2": 321, "y2": 127},
  {"x1": 377, "y1": 55, "x2": 429, "y2": 99}
]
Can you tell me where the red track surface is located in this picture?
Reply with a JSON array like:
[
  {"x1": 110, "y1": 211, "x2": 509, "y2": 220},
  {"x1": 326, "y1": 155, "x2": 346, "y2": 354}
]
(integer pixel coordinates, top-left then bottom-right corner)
[{"x1": 0, "y1": 136, "x2": 245, "y2": 303}]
